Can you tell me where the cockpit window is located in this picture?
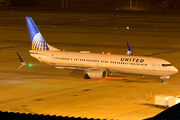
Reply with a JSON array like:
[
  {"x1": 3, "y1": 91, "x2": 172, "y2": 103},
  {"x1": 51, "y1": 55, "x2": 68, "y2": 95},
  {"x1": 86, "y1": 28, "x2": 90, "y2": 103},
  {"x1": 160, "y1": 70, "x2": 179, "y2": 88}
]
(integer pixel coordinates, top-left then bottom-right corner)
[{"x1": 162, "y1": 64, "x2": 172, "y2": 67}]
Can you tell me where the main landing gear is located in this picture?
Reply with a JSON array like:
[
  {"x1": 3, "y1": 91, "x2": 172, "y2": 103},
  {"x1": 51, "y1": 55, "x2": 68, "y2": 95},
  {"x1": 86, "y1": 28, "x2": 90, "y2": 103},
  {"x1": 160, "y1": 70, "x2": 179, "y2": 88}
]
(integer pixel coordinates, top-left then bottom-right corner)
[
  {"x1": 84, "y1": 74, "x2": 90, "y2": 79},
  {"x1": 159, "y1": 79, "x2": 164, "y2": 83}
]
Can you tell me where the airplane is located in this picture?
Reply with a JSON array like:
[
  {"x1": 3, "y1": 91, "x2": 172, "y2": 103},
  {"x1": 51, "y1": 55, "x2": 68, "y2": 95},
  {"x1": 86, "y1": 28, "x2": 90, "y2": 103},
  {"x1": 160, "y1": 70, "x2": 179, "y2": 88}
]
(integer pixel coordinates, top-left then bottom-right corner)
[{"x1": 16, "y1": 17, "x2": 178, "y2": 83}]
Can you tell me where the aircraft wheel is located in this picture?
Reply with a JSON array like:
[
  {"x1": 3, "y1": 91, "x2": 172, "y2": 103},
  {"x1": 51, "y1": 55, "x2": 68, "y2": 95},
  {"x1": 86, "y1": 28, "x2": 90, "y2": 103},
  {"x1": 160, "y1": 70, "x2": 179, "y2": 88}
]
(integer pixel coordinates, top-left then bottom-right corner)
[
  {"x1": 159, "y1": 79, "x2": 164, "y2": 83},
  {"x1": 84, "y1": 74, "x2": 90, "y2": 79}
]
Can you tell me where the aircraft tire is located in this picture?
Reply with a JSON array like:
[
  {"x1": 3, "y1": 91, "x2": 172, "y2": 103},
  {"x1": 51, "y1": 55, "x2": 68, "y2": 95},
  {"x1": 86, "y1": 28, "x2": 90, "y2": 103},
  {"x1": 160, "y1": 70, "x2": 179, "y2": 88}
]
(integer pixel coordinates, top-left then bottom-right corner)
[
  {"x1": 159, "y1": 79, "x2": 164, "y2": 83},
  {"x1": 84, "y1": 74, "x2": 90, "y2": 79}
]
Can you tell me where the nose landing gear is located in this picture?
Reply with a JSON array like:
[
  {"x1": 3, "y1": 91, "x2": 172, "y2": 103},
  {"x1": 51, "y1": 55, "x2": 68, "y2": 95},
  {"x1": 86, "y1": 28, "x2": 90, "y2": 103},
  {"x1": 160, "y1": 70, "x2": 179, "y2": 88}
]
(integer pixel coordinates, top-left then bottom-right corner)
[{"x1": 159, "y1": 76, "x2": 169, "y2": 83}]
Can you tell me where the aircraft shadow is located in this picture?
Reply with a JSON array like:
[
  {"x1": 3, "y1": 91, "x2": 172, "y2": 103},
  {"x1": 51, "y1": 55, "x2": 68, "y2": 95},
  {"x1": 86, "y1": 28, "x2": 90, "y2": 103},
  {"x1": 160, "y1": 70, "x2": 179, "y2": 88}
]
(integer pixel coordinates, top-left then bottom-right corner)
[
  {"x1": 69, "y1": 71, "x2": 158, "y2": 83},
  {"x1": 122, "y1": 79, "x2": 158, "y2": 83},
  {"x1": 139, "y1": 103, "x2": 167, "y2": 109},
  {"x1": 69, "y1": 69, "x2": 85, "y2": 79}
]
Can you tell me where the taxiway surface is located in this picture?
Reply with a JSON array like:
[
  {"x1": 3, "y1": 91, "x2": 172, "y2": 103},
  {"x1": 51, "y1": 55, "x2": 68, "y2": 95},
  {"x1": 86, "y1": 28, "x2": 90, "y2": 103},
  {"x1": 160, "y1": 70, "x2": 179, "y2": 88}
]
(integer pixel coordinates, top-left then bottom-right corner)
[{"x1": 0, "y1": 9, "x2": 180, "y2": 120}]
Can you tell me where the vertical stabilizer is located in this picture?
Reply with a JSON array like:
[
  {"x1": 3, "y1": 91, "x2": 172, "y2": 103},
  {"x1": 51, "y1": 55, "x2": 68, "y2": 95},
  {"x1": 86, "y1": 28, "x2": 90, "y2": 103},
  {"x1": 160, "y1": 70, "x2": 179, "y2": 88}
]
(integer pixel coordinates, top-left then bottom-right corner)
[{"x1": 26, "y1": 17, "x2": 49, "y2": 51}]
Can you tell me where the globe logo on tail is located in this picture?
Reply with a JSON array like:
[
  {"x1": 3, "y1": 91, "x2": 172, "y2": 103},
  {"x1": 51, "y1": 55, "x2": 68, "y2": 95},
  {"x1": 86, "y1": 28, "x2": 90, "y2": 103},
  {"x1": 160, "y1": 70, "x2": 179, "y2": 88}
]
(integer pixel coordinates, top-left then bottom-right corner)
[{"x1": 32, "y1": 33, "x2": 49, "y2": 50}]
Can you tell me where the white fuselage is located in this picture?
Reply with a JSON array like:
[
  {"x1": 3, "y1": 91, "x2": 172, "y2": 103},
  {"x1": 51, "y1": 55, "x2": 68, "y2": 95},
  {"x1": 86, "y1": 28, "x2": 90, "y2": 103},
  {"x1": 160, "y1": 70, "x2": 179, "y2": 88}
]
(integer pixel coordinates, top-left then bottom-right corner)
[{"x1": 30, "y1": 50, "x2": 178, "y2": 78}]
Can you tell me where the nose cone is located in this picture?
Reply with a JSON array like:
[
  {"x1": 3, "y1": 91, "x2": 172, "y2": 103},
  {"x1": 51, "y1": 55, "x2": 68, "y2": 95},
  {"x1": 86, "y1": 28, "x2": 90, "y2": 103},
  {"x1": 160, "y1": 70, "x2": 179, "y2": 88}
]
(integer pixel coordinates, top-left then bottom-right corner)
[
  {"x1": 167, "y1": 66, "x2": 178, "y2": 76},
  {"x1": 172, "y1": 66, "x2": 178, "y2": 74}
]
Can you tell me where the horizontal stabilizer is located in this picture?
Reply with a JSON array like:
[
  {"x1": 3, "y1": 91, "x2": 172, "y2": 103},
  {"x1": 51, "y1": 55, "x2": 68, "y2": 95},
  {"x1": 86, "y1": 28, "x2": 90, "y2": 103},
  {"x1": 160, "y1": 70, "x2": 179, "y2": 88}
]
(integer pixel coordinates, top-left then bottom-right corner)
[
  {"x1": 16, "y1": 52, "x2": 27, "y2": 69},
  {"x1": 4, "y1": 49, "x2": 32, "y2": 53}
]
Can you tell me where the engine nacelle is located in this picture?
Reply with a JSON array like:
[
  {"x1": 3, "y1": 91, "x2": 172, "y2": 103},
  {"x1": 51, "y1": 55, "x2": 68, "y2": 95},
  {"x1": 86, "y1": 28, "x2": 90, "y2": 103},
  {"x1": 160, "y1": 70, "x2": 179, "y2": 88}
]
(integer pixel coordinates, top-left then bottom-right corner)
[{"x1": 85, "y1": 69, "x2": 107, "y2": 79}]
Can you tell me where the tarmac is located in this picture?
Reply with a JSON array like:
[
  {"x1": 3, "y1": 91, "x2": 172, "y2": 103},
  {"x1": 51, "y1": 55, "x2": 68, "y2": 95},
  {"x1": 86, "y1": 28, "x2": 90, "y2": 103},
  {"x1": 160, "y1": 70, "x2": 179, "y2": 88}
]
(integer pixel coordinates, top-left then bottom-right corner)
[{"x1": 0, "y1": 9, "x2": 180, "y2": 120}]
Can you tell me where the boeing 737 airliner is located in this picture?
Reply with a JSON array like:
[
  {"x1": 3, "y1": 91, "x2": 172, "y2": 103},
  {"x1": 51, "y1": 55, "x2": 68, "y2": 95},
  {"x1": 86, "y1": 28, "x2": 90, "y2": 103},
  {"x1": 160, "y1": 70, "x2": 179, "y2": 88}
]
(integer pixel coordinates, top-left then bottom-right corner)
[{"x1": 16, "y1": 17, "x2": 178, "y2": 83}]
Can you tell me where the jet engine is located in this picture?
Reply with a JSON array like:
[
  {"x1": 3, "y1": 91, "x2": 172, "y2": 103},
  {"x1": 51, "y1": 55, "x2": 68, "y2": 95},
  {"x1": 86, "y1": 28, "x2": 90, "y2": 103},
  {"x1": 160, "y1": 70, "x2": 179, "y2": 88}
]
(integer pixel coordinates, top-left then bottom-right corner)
[{"x1": 84, "y1": 69, "x2": 107, "y2": 79}]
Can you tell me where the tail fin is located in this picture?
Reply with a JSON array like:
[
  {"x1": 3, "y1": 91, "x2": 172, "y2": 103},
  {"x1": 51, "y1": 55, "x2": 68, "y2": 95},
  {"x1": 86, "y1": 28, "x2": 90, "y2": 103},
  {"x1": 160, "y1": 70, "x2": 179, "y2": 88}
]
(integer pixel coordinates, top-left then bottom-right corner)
[
  {"x1": 126, "y1": 42, "x2": 133, "y2": 55},
  {"x1": 26, "y1": 17, "x2": 50, "y2": 51}
]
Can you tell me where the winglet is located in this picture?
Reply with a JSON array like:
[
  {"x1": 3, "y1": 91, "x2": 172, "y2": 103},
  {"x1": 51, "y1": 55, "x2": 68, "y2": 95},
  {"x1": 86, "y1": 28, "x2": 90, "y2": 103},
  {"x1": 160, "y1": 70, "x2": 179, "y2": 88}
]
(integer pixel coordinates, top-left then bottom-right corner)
[
  {"x1": 16, "y1": 52, "x2": 26, "y2": 69},
  {"x1": 126, "y1": 42, "x2": 133, "y2": 55}
]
